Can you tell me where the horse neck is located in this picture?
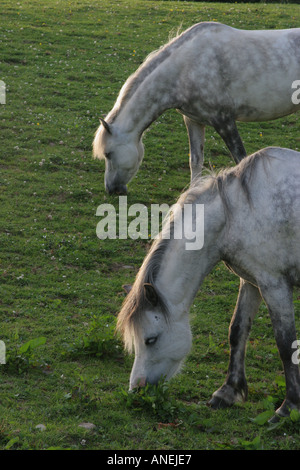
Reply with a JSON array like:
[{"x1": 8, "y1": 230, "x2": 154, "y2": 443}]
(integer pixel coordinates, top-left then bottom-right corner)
[
  {"x1": 156, "y1": 195, "x2": 225, "y2": 315},
  {"x1": 111, "y1": 64, "x2": 179, "y2": 136}
]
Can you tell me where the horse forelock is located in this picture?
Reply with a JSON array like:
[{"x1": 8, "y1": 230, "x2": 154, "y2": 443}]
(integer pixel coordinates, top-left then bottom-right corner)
[{"x1": 93, "y1": 122, "x2": 110, "y2": 160}]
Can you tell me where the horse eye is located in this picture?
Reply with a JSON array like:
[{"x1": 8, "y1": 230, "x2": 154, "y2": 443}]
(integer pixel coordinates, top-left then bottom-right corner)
[
  {"x1": 145, "y1": 337, "x2": 157, "y2": 346},
  {"x1": 104, "y1": 152, "x2": 112, "y2": 160}
]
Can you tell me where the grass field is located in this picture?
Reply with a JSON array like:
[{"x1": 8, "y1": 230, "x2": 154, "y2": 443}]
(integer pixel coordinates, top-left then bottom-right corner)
[{"x1": 1, "y1": 0, "x2": 300, "y2": 451}]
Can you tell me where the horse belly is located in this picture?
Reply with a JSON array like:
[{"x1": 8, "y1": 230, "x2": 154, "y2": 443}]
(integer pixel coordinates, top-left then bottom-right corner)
[
  {"x1": 226, "y1": 232, "x2": 300, "y2": 289},
  {"x1": 200, "y1": 29, "x2": 300, "y2": 122},
  {"x1": 224, "y1": 153, "x2": 300, "y2": 287},
  {"x1": 234, "y1": 82, "x2": 300, "y2": 122},
  {"x1": 232, "y1": 39, "x2": 300, "y2": 120}
]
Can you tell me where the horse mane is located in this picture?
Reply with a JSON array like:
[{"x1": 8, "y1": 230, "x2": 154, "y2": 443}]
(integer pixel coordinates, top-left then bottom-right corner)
[
  {"x1": 116, "y1": 147, "x2": 272, "y2": 351},
  {"x1": 109, "y1": 46, "x2": 172, "y2": 123},
  {"x1": 217, "y1": 147, "x2": 272, "y2": 214},
  {"x1": 184, "y1": 147, "x2": 272, "y2": 215},
  {"x1": 116, "y1": 233, "x2": 172, "y2": 353},
  {"x1": 109, "y1": 22, "x2": 223, "y2": 124}
]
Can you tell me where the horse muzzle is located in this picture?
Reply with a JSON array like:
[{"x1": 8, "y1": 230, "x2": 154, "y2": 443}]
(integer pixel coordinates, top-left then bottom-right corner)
[
  {"x1": 129, "y1": 376, "x2": 147, "y2": 390},
  {"x1": 105, "y1": 183, "x2": 128, "y2": 195}
]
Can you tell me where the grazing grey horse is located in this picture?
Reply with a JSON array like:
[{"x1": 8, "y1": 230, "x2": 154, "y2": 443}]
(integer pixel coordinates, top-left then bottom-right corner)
[
  {"x1": 93, "y1": 22, "x2": 300, "y2": 194},
  {"x1": 117, "y1": 147, "x2": 300, "y2": 420}
]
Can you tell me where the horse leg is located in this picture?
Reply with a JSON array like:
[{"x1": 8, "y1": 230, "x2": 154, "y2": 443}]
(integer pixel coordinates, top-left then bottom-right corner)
[
  {"x1": 212, "y1": 117, "x2": 247, "y2": 164},
  {"x1": 260, "y1": 280, "x2": 300, "y2": 419},
  {"x1": 209, "y1": 279, "x2": 262, "y2": 409},
  {"x1": 183, "y1": 116, "x2": 205, "y2": 181}
]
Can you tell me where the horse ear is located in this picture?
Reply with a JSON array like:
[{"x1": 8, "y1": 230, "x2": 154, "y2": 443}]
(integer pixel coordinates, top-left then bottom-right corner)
[
  {"x1": 99, "y1": 118, "x2": 112, "y2": 135},
  {"x1": 144, "y1": 283, "x2": 158, "y2": 307},
  {"x1": 123, "y1": 284, "x2": 132, "y2": 294}
]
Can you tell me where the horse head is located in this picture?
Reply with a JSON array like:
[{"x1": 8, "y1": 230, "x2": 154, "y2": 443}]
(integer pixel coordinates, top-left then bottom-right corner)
[
  {"x1": 118, "y1": 283, "x2": 192, "y2": 390},
  {"x1": 93, "y1": 119, "x2": 144, "y2": 195}
]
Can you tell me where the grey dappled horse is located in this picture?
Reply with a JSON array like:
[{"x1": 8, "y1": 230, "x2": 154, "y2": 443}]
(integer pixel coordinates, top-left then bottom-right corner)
[
  {"x1": 117, "y1": 147, "x2": 300, "y2": 421},
  {"x1": 93, "y1": 22, "x2": 300, "y2": 194}
]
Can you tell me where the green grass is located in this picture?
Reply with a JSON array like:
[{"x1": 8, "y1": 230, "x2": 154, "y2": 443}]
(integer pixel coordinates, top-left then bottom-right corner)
[{"x1": 1, "y1": 0, "x2": 300, "y2": 450}]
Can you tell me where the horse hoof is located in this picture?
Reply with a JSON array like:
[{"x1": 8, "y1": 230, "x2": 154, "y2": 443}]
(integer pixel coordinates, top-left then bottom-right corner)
[{"x1": 207, "y1": 395, "x2": 231, "y2": 409}]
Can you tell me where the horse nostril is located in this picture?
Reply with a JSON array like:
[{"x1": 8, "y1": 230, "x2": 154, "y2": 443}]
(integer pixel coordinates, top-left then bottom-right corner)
[
  {"x1": 114, "y1": 185, "x2": 127, "y2": 196},
  {"x1": 116, "y1": 188, "x2": 127, "y2": 196},
  {"x1": 130, "y1": 377, "x2": 147, "y2": 390},
  {"x1": 137, "y1": 377, "x2": 146, "y2": 387},
  {"x1": 105, "y1": 184, "x2": 127, "y2": 195}
]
